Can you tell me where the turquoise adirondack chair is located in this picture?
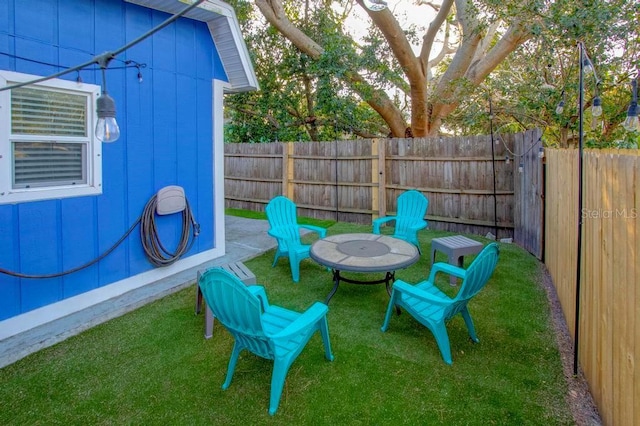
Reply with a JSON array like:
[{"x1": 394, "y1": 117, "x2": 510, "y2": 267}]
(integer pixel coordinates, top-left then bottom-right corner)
[
  {"x1": 266, "y1": 196, "x2": 327, "y2": 282},
  {"x1": 198, "y1": 268, "x2": 334, "y2": 415},
  {"x1": 373, "y1": 190, "x2": 428, "y2": 252},
  {"x1": 381, "y1": 242, "x2": 499, "y2": 364}
]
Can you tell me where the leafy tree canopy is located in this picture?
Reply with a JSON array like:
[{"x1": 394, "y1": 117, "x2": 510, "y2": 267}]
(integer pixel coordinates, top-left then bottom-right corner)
[{"x1": 225, "y1": 0, "x2": 639, "y2": 147}]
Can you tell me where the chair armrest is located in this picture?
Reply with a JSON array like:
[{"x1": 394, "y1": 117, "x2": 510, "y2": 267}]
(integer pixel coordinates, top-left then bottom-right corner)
[
  {"x1": 270, "y1": 302, "x2": 329, "y2": 340},
  {"x1": 392, "y1": 280, "x2": 451, "y2": 305},
  {"x1": 267, "y1": 228, "x2": 287, "y2": 240},
  {"x1": 299, "y1": 224, "x2": 327, "y2": 238},
  {"x1": 248, "y1": 285, "x2": 270, "y2": 310},
  {"x1": 426, "y1": 262, "x2": 466, "y2": 283},
  {"x1": 408, "y1": 219, "x2": 428, "y2": 231},
  {"x1": 372, "y1": 216, "x2": 395, "y2": 233}
]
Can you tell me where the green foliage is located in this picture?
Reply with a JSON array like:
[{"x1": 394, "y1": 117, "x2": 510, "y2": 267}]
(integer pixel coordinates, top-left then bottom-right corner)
[
  {"x1": 447, "y1": 0, "x2": 639, "y2": 147},
  {"x1": 224, "y1": 0, "x2": 388, "y2": 142},
  {"x1": 0, "y1": 221, "x2": 574, "y2": 424},
  {"x1": 225, "y1": 0, "x2": 638, "y2": 146}
]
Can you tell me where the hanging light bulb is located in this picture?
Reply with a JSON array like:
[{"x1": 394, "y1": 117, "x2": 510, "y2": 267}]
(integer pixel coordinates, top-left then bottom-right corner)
[
  {"x1": 136, "y1": 65, "x2": 143, "y2": 83},
  {"x1": 591, "y1": 96, "x2": 602, "y2": 117},
  {"x1": 505, "y1": 156, "x2": 510, "y2": 165},
  {"x1": 518, "y1": 161, "x2": 524, "y2": 173},
  {"x1": 95, "y1": 54, "x2": 120, "y2": 143},
  {"x1": 538, "y1": 146, "x2": 544, "y2": 159},
  {"x1": 623, "y1": 78, "x2": 639, "y2": 132},
  {"x1": 362, "y1": 0, "x2": 387, "y2": 11},
  {"x1": 624, "y1": 102, "x2": 639, "y2": 132},
  {"x1": 95, "y1": 92, "x2": 120, "y2": 142},
  {"x1": 582, "y1": 57, "x2": 593, "y2": 75},
  {"x1": 555, "y1": 91, "x2": 565, "y2": 115}
]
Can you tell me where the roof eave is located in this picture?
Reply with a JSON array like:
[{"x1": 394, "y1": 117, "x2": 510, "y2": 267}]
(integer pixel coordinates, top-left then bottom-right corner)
[{"x1": 125, "y1": 0, "x2": 259, "y2": 93}]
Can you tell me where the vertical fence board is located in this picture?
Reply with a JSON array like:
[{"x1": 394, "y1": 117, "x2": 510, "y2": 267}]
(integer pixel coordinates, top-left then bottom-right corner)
[
  {"x1": 634, "y1": 154, "x2": 640, "y2": 426},
  {"x1": 583, "y1": 150, "x2": 599, "y2": 409},
  {"x1": 513, "y1": 129, "x2": 544, "y2": 258}
]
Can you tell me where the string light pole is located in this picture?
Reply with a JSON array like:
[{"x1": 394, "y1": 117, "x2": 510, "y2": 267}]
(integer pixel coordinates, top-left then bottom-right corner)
[{"x1": 569, "y1": 41, "x2": 600, "y2": 376}]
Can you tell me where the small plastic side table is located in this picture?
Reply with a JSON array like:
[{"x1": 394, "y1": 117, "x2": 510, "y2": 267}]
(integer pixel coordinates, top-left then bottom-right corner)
[
  {"x1": 195, "y1": 262, "x2": 256, "y2": 338},
  {"x1": 430, "y1": 236, "x2": 483, "y2": 285}
]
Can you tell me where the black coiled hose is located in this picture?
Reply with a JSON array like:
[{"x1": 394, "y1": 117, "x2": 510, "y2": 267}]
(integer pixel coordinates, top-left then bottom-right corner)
[
  {"x1": 0, "y1": 193, "x2": 199, "y2": 278},
  {"x1": 140, "y1": 194, "x2": 199, "y2": 267}
]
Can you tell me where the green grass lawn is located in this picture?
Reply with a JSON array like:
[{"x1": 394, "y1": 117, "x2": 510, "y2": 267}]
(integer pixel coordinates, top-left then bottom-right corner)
[{"x1": 0, "y1": 217, "x2": 573, "y2": 425}]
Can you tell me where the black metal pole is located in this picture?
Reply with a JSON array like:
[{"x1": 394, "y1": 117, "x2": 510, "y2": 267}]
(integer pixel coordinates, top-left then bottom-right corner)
[
  {"x1": 489, "y1": 97, "x2": 499, "y2": 239},
  {"x1": 335, "y1": 139, "x2": 339, "y2": 221},
  {"x1": 573, "y1": 41, "x2": 585, "y2": 376}
]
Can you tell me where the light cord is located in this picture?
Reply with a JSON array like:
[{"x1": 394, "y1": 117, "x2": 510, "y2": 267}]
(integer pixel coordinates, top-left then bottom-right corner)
[{"x1": 0, "y1": 0, "x2": 206, "y2": 92}]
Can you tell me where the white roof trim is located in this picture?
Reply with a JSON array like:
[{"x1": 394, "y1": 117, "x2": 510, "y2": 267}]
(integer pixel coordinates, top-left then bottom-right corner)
[{"x1": 125, "y1": 0, "x2": 258, "y2": 93}]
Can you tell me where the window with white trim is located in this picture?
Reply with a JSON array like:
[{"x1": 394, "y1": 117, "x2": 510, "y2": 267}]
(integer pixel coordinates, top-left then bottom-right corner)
[{"x1": 0, "y1": 70, "x2": 102, "y2": 204}]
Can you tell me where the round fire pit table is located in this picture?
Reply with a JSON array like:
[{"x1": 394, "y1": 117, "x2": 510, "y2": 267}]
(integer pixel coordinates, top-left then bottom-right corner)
[{"x1": 310, "y1": 233, "x2": 420, "y2": 304}]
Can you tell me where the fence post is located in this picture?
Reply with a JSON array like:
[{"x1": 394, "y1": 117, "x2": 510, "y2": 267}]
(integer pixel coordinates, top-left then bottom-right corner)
[
  {"x1": 371, "y1": 139, "x2": 386, "y2": 220},
  {"x1": 371, "y1": 139, "x2": 379, "y2": 220},
  {"x1": 282, "y1": 142, "x2": 294, "y2": 198}
]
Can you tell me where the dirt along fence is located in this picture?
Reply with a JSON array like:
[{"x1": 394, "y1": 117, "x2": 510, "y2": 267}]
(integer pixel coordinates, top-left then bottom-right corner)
[
  {"x1": 545, "y1": 148, "x2": 639, "y2": 426},
  {"x1": 224, "y1": 129, "x2": 544, "y2": 255}
]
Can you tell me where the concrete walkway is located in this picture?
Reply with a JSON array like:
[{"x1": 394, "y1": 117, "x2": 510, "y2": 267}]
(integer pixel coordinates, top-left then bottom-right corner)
[
  {"x1": 206, "y1": 215, "x2": 277, "y2": 266},
  {"x1": 0, "y1": 216, "x2": 278, "y2": 368}
]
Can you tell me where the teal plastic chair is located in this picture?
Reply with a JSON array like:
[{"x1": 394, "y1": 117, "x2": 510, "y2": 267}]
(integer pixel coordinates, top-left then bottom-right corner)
[
  {"x1": 373, "y1": 190, "x2": 428, "y2": 252},
  {"x1": 381, "y1": 243, "x2": 499, "y2": 364},
  {"x1": 198, "y1": 268, "x2": 334, "y2": 415},
  {"x1": 266, "y1": 196, "x2": 327, "y2": 282}
]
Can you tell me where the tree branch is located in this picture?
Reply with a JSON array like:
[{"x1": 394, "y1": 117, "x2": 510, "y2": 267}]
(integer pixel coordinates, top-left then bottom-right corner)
[
  {"x1": 466, "y1": 21, "x2": 532, "y2": 85},
  {"x1": 420, "y1": 0, "x2": 454, "y2": 74},
  {"x1": 256, "y1": 0, "x2": 407, "y2": 136}
]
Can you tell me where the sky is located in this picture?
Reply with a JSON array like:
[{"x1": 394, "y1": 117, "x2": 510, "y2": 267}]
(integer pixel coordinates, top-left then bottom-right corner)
[{"x1": 343, "y1": 0, "x2": 438, "y2": 57}]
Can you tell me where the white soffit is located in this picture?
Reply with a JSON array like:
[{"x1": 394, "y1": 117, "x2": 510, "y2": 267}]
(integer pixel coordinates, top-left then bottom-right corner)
[{"x1": 125, "y1": 0, "x2": 259, "y2": 93}]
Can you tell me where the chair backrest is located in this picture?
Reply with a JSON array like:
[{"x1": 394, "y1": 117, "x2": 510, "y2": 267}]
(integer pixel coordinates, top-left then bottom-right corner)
[
  {"x1": 455, "y1": 243, "x2": 499, "y2": 302},
  {"x1": 198, "y1": 268, "x2": 273, "y2": 359},
  {"x1": 394, "y1": 190, "x2": 428, "y2": 238},
  {"x1": 396, "y1": 190, "x2": 428, "y2": 220},
  {"x1": 266, "y1": 196, "x2": 302, "y2": 247}
]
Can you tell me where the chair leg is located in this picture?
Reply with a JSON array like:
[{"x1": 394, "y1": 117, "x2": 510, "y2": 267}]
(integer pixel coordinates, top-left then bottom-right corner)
[
  {"x1": 431, "y1": 323, "x2": 453, "y2": 365},
  {"x1": 461, "y1": 307, "x2": 479, "y2": 343},
  {"x1": 222, "y1": 343, "x2": 243, "y2": 390},
  {"x1": 319, "y1": 317, "x2": 335, "y2": 361},
  {"x1": 381, "y1": 290, "x2": 398, "y2": 332},
  {"x1": 269, "y1": 359, "x2": 293, "y2": 416},
  {"x1": 289, "y1": 254, "x2": 301, "y2": 283}
]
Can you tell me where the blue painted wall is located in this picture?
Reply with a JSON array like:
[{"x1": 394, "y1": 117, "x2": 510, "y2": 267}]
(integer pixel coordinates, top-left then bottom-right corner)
[{"x1": 0, "y1": 0, "x2": 227, "y2": 320}]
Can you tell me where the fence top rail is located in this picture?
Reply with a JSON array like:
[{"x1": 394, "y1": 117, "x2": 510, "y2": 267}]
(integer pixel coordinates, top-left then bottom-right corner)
[{"x1": 549, "y1": 147, "x2": 640, "y2": 157}]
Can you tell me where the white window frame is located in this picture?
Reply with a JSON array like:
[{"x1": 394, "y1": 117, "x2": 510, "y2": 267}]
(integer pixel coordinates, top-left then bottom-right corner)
[{"x1": 0, "y1": 70, "x2": 102, "y2": 205}]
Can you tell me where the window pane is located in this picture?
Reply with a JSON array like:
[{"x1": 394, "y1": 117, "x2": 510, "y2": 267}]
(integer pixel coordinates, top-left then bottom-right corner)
[
  {"x1": 11, "y1": 87, "x2": 87, "y2": 137},
  {"x1": 13, "y1": 142, "x2": 86, "y2": 188}
]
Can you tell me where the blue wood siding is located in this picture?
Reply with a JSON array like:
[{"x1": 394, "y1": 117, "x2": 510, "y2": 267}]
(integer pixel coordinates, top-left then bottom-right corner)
[{"x1": 0, "y1": 0, "x2": 227, "y2": 320}]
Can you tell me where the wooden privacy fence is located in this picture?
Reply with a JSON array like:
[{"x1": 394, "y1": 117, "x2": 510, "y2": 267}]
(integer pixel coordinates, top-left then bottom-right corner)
[
  {"x1": 224, "y1": 129, "x2": 544, "y2": 253},
  {"x1": 545, "y1": 148, "x2": 639, "y2": 426}
]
